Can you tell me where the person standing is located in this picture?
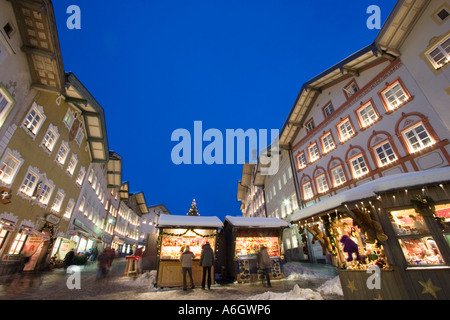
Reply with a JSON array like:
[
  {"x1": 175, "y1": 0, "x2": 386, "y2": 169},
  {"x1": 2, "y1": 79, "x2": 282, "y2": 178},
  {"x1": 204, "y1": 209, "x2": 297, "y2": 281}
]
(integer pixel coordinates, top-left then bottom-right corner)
[
  {"x1": 258, "y1": 245, "x2": 272, "y2": 287},
  {"x1": 179, "y1": 245, "x2": 196, "y2": 290},
  {"x1": 63, "y1": 249, "x2": 75, "y2": 270},
  {"x1": 96, "y1": 250, "x2": 109, "y2": 280},
  {"x1": 199, "y1": 242, "x2": 214, "y2": 290}
]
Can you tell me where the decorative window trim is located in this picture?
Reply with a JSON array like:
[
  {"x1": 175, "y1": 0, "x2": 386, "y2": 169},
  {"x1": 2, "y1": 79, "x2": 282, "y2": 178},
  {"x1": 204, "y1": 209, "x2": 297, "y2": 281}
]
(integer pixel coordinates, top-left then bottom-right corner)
[
  {"x1": 307, "y1": 142, "x2": 321, "y2": 163},
  {"x1": 0, "y1": 85, "x2": 16, "y2": 129},
  {"x1": 55, "y1": 141, "x2": 70, "y2": 167},
  {"x1": 336, "y1": 116, "x2": 356, "y2": 143},
  {"x1": 66, "y1": 154, "x2": 78, "y2": 177},
  {"x1": 320, "y1": 131, "x2": 336, "y2": 154},
  {"x1": 401, "y1": 122, "x2": 436, "y2": 154},
  {"x1": 76, "y1": 166, "x2": 86, "y2": 186},
  {"x1": 315, "y1": 173, "x2": 329, "y2": 194},
  {"x1": 37, "y1": 179, "x2": 55, "y2": 207},
  {"x1": 18, "y1": 166, "x2": 41, "y2": 199},
  {"x1": 51, "y1": 189, "x2": 65, "y2": 213},
  {"x1": 0, "y1": 149, "x2": 24, "y2": 187},
  {"x1": 330, "y1": 165, "x2": 347, "y2": 188},
  {"x1": 301, "y1": 181, "x2": 314, "y2": 201},
  {"x1": 424, "y1": 32, "x2": 450, "y2": 71},
  {"x1": 40, "y1": 123, "x2": 60, "y2": 155},
  {"x1": 354, "y1": 99, "x2": 381, "y2": 129},
  {"x1": 348, "y1": 154, "x2": 370, "y2": 179},
  {"x1": 372, "y1": 140, "x2": 398, "y2": 167},
  {"x1": 322, "y1": 101, "x2": 335, "y2": 119},
  {"x1": 21, "y1": 102, "x2": 46, "y2": 140},
  {"x1": 342, "y1": 79, "x2": 359, "y2": 100},
  {"x1": 63, "y1": 198, "x2": 75, "y2": 220},
  {"x1": 296, "y1": 152, "x2": 307, "y2": 171},
  {"x1": 378, "y1": 78, "x2": 413, "y2": 113}
]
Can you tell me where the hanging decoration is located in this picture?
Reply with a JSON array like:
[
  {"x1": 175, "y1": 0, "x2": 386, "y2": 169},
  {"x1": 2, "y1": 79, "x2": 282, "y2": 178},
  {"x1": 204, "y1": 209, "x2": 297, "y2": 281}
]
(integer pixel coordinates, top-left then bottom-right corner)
[{"x1": 411, "y1": 194, "x2": 435, "y2": 217}]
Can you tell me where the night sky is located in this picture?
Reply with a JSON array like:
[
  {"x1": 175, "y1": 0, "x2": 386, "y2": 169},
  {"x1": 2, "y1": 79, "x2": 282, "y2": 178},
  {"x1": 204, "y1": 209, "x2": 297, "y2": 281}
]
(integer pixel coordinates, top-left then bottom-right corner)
[{"x1": 51, "y1": 0, "x2": 397, "y2": 221}]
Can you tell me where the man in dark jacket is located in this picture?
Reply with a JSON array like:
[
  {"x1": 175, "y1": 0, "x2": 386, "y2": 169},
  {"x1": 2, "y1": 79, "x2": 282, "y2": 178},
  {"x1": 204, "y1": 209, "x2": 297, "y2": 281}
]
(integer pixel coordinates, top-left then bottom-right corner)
[
  {"x1": 199, "y1": 242, "x2": 214, "y2": 290},
  {"x1": 258, "y1": 245, "x2": 272, "y2": 287}
]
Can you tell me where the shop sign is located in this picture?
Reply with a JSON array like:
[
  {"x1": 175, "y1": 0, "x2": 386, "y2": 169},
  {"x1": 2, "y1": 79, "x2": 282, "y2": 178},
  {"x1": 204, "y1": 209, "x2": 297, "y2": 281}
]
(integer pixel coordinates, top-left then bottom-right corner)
[
  {"x1": 46, "y1": 214, "x2": 60, "y2": 225},
  {"x1": 237, "y1": 229, "x2": 277, "y2": 238},
  {"x1": 0, "y1": 187, "x2": 12, "y2": 204}
]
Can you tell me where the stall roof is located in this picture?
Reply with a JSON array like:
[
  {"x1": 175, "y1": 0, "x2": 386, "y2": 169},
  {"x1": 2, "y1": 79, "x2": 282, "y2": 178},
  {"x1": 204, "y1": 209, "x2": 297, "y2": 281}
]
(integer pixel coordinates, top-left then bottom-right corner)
[
  {"x1": 157, "y1": 215, "x2": 223, "y2": 229},
  {"x1": 225, "y1": 216, "x2": 289, "y2": 228},
  {"x1": 288, "y1": 167, "x2": 450, "y2": 223}
]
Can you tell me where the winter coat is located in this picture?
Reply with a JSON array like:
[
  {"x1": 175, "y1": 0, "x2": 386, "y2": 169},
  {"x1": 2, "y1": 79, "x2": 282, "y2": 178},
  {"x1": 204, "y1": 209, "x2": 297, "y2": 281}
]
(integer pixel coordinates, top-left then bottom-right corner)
[
  {"x1": 258, "y1": 247, "x2": 272, "y2": 269},
  {"x1": 179, "y1": 250, "x2": 195, "y2": 268},
  {"x1": 199, "y1": 243, "x2": 214, "y2": 267}
]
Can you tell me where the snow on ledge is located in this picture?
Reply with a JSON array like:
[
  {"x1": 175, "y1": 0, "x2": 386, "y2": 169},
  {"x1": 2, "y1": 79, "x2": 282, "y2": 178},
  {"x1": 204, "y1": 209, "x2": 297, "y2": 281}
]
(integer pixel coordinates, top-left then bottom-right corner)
[
  {"x1": 225, "y1": 216, "x2": 290, "y2": 228},
  {"x1": 157, "y1": 214, "x2": 223, "y2": 228},
  {"x1": 288, "y1": 166, "x2": 450, "y2": 223}
]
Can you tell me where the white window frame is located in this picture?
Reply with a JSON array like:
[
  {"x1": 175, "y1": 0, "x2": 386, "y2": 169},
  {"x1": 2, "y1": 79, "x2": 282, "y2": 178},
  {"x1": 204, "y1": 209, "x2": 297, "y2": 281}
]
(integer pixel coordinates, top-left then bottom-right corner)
[
  {"x1": 316, "y1": 174, "x2": 329, "y2": 193},
  {"x1": 63, "y1": 109, "x2": 75, "y2": 129},
  {"x1": 381, "y1": 81, "x2": 409, "y2": 111},
  {"x1": 357, "y1": 102, "x2": 378, "y2": 128},
  {"x1": 76, "y1": 166, "x2": 86, "y2": 186},
  {"x1": 302, "y1": 182, "x2": 314, "y2": 200},
  {"x1": 323, "y1": 103, "x2": 334, "y2": 118},
  {"x1": 66, "y1": 154, "x2": 78, "y2": 176},
  {"x1": 402, "y1": 122, "x2": 435, "y2": 153},
  {"x1": 297, "y1": 153, "x2": 307, "y2": 169},
  {"x1": 0, "y1": 149, "x2": 23, "y2": 186},
  {"x1": 51, "y1": 189, "x2": 65, "y2": 213},
  {"x1": 21, "y1": 102, "x2": 46, "y2": 139},
  {"x1": 74, "y1": 127, "x2": 84, "y2": 146},
  {"x1": 350, "y1": 155, "x2": 369, "y2": 178},
  {"x1": 0, "y1": 86, "x2": 15, "y2": 129},
  {"x1": 55, "y1": 141, "x2": 70, "y2": 166},
  {"x1": 338, "y1": 118, "x2": 355, "y2": 142},
  {"x1": 38, "y1": 180, "x2": 54, "y2": 206},
  {"x1": 331, "y1": 166, "x2": 346, "y2": 187},
  {"x1": 41, "y1": 124, "x2": 59, "y2": 154},
  {"x1": 308, "y1": 143, "x2": 320, "y2": 162},
  {"x1": 321, "y1": 133, "x2": 335, "y2": 153},
  {"x1": 19, "y1": 167, "x2": 40, "y2": 197},
  {"x1": 374, "y1": 141, "x2": 397, "y2": 167},
  {"x1": 63, "y1": 198, "x2": 75, "y2": 219},
  {"x1": 344, "y1": 81, "x2": 358, "y2": 97},
  {"x1": 426, "y1": 34, "x2": 450, "y2": 69}
]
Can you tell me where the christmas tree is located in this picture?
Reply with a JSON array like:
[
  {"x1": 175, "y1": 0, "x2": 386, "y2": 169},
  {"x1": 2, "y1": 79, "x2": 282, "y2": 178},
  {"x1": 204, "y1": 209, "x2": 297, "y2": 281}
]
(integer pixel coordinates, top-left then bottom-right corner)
[{"x1": 187, "y1": 199, "x2": 200, "y2": 216}]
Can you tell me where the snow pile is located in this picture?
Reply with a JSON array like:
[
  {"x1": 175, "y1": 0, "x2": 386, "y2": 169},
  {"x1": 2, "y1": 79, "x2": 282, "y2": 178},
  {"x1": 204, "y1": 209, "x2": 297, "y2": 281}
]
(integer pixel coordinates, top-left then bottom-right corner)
[
  {"x1": 247, "y1": 284, "x2": 323, "y2": 300},
  {"x1": 283, "y1": 263, "x2": 331, "y2": 281},
  {"x1": 122, "y1": 270, "x2": 159, "y2": 291},
  {"x1": 317, "y1": 276, "x2": 343, "y2": 296}
]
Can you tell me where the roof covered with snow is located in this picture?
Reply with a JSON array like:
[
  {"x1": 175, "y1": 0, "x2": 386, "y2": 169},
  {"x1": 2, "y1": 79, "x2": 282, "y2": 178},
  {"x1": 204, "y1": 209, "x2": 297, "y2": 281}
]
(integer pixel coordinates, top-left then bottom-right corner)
[
  {"x1": 157, "y1": 215, "x2": 223, "y2": 228},
  {"x1": 288, "y1": 167, "x2": 450, "y2": 223},
  {"x1": 225, "y1": 216, "x2": 290, "y2": 228}
]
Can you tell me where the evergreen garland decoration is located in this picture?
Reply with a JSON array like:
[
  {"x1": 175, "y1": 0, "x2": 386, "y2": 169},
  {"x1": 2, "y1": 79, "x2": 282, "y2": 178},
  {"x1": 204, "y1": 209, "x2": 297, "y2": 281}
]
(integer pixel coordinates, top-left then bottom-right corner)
[
  {"x1": 411, "y1": 194, "x2": 435, "y2": 217},
  {"x1": 324, "y1": 219, "x2": 338, "y2": 256}
]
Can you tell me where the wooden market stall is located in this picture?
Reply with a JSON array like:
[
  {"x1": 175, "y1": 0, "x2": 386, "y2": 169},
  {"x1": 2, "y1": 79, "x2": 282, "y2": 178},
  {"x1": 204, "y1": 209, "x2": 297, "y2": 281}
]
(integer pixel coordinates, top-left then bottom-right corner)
[
  {"x1": 222, "y1": 216, "x2": 289, "y2": 283},
  {"x1": 156, "y1": 215, "x2": 223, "y2": 288},
  {"x1": 288, "y1": 167, "x2": 450, "y2": 300}
]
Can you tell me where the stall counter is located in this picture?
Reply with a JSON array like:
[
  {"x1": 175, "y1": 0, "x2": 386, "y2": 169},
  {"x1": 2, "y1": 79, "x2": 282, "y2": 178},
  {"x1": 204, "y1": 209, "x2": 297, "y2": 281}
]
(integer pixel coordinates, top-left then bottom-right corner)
[{"x1": 157, "y1": 259, "x2": 214, "y2": 288}]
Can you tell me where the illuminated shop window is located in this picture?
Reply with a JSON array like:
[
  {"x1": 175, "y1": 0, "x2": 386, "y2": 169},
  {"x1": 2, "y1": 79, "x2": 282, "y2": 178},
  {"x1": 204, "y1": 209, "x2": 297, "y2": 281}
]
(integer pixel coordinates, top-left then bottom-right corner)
[
  {"x1": 8, "y1": 231, "x2": 27, "y2": 255},
  {"x1": 0, "y1": 229, "x2": 9, "y2": 250},
  {"x1": 390, "y1": 209, "x2": 444, "y2": 265}
]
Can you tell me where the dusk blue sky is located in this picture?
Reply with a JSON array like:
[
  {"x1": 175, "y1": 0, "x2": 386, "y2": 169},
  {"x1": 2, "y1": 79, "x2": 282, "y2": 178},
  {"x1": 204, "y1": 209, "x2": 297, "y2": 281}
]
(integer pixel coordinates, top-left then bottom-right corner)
[{"x1": 52, "y1": 0, "x2": 397, "y2": 221}]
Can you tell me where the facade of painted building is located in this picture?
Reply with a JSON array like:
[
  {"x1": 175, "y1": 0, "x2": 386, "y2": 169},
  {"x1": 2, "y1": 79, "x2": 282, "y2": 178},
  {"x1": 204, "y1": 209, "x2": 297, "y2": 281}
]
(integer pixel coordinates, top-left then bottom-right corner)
[
  {"x1": 237, "y1": 163, "x2": 266, "y2": 218},
  {"x1": 278, "y1": 0, "x2": 450, "y2": 264}
]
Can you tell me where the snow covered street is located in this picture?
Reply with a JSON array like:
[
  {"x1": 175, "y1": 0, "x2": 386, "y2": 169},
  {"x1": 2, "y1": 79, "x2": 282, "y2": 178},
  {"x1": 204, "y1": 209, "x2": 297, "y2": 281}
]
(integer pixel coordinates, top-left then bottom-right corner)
[{"x1": 0, "y1": 258, "x2": 343, "y2": 300}]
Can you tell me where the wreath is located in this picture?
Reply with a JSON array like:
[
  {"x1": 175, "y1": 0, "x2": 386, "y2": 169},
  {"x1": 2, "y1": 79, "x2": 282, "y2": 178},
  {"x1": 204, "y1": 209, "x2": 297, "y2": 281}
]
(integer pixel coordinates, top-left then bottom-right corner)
[{"x1": 411, "y1": 195, "x2": 435, "y2": 217}]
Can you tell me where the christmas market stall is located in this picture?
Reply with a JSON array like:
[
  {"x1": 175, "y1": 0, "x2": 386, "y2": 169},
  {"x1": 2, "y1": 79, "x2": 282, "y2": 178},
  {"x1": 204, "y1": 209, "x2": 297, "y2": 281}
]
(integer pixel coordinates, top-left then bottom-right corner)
[
  {"x1": 287, "y1": 167, "x2": 450, "y2": 300},
  {"x1": 155, "y1": 215, "x2": 223, "y2": 288},
  {"x1": 222, "y1": 216, "x2": 289, "y2": 283}
]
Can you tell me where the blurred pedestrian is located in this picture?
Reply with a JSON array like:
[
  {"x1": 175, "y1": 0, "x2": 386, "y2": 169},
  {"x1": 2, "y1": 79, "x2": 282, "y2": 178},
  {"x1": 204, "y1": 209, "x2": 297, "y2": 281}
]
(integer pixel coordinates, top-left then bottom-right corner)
[
  {"x1": 199, "y1": 242, "x2": 214, "y2": 290},
  {"x1": 179, "y1": 245, "x2": 195, "y2": 290},
  {"x1": 63, "y1": 249, "x2": 75, "y2": 270},
  {"x1": 107, "y1": 248, "x2": 115, "y2": 269},
  {"x1": 96, "y1": 250, "x2": 109, "y2": 280},
  {"x1": 258, "y1": 245, "x2": 272, "y2": 287}
]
